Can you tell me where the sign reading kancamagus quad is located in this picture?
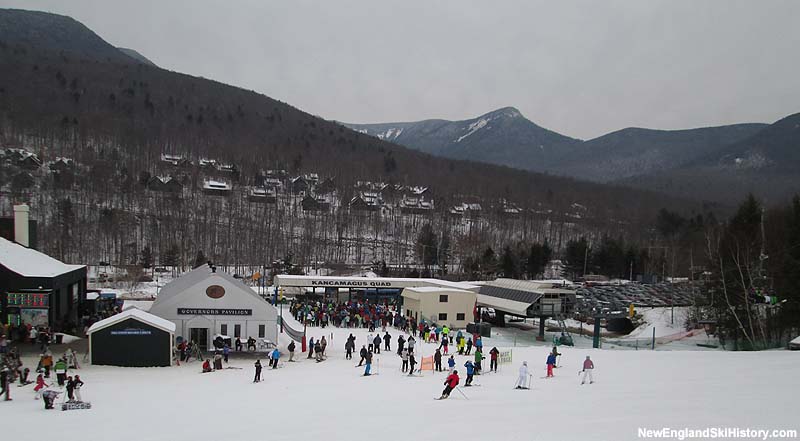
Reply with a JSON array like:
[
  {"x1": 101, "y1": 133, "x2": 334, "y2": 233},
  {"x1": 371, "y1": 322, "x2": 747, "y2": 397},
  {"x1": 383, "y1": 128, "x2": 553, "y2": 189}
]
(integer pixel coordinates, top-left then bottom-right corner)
[{"x1": 177, "y1": 308, "x2": 253, "y2": 316}]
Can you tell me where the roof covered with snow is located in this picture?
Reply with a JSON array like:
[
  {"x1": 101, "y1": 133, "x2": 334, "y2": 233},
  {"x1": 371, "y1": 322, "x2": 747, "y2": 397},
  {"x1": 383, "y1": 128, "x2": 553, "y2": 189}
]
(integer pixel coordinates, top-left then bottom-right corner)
[
  {"x1": 0, "y1": 237, "x2": 86, "y2": 278},
  {"x1": 87, "y1": 307, "x2": 176, "y2": 334}
]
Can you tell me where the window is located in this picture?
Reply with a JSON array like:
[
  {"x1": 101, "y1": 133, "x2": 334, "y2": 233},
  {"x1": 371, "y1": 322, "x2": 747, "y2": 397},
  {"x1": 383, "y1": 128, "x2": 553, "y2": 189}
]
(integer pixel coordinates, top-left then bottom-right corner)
[
  {"x1": 439, "y1": 295, "x2": 449, "y2": 303},
  {"x1": 220, "y1": 324, "x2": 228, "y2": 336},
  {"x1": 234, "y1": 324, "x2": 241, "y2": 338},
  {"x1": 438, "y1": 313, "x2": 448, "y2": 321},
  {"x1": 258, "y1": 325, "x2": 265, "y2": 338},
  {"x1": 456, "y1": 313, "x2": 465, "y2": 321}
]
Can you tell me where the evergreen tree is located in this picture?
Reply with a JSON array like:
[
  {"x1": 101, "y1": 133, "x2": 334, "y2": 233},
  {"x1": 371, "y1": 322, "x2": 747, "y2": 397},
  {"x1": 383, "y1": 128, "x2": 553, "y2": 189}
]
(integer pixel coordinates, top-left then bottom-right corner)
[
  {"x1": 480, "y1": 246, "x2": 497, "y2": 279},
  {"x1": 140, "y1": 246, "x2": 153, "y2": 269},
  {"x1": 499, "y1": 245, "x2": 520, "y2": 279},
  {"x1": 527, "y1": 242, "x2": 552, "y2": 279},
  {"x1": 415, "y1": 224, "x2": 438, "y2": 267},
  {"x1": 564, "y1": 238, "x2": 589, "y2": 279},
  {"x1": 161, "y1": 243, "x2": 180, "y2": 267}
]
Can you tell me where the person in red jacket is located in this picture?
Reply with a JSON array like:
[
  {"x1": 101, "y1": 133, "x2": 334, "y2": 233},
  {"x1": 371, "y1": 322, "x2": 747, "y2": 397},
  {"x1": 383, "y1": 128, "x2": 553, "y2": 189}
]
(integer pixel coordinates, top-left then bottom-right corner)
[
  {"x1": 440, "y1": 370, "x2": 460, "y2": 399},
  {"x1": 33, "y1": 373, "x2": 48, "y2": 400}
]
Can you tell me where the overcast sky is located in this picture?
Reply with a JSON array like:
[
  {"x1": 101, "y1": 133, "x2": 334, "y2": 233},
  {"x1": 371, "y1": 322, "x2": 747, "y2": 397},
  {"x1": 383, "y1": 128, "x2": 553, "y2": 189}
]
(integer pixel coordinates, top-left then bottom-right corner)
[{"x1": 2, "y1": 0, "x2": 799, "y2": 139}]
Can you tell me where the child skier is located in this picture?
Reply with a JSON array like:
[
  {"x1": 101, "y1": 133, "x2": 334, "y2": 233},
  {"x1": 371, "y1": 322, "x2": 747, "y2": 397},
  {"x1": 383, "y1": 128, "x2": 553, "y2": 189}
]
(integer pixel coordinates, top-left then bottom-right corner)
[
  {"x1": 546, "y1": 352, "x2": 556, "y2": 378},
  {"x1": 474, "y1": 349, "x2": 484, "y2": 375},
  {"x1": 439, "y1": 370, "x2": 460, "y2": 399},
  {"x1": 447, "y1": 355, "x2": 456, "y2": 373},
  {"x1": 400, "y1": 349, "x2": 409, "y2": 373},
  {"x1": 202, "y1": 359, "x2": 212, "y2": 373},
  {"x1": 73, "y1": 375, "x2": 84, "y2": 402},
  {"x1": 581, "y1": 356, "x2": 594, "y2": 384},
  {"x1": 33, "y1": 373, "x2": 48, "y2": 400},
  {"x1": 515, "y1": 361, "x2": 529, "y2": 389}
]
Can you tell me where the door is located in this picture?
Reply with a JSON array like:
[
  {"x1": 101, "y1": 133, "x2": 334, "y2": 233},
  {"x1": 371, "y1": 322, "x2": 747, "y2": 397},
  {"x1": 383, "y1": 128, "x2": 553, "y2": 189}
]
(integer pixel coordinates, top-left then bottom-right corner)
[{"x1": 190, "y1": 328, "x2": 209, "y2": 351}]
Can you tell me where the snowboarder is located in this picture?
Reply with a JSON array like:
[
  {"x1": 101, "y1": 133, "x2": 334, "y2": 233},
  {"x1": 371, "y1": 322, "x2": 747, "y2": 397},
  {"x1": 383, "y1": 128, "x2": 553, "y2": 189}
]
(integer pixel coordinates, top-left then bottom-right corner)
[
  {"x1": 447, "y1": 355, "x2": 456, "y2": 373},
  {"x1": 364, "y1": 351, "x2": 373, "y2": 376},
  {"x1": 439, "y1": 370, "x2": 460, "y2": 399},
  {"x1": 202, "y1": 359, "x2": 213, "y2": 373},
  {"x1": 581, "y1": 356, "x2": 594, "y2": 384},
  {"x1": 515, "y1": 361, "x2": 529, "y2": 389},
  {"x1": 434, "y1": 348, "x2": 443, "y2": 372},
  {"x1": 383, "y1": 332, "x2": 391, "y2": 352},
  {"x1": 254, "y1": 360, "x2": 262, "y2": 382},
  {"x1": 288, "y1": 341, "x2": 296, "y2": 362},
  {"x1": 546, "y1": 352, "x2": 556, "y2": 378},
  {"x1": 400, "y1": 348, "x2": 409, "y2": 372},
  {"x1": 463, "y1": 360, "x2": 475, "y2": 386}
]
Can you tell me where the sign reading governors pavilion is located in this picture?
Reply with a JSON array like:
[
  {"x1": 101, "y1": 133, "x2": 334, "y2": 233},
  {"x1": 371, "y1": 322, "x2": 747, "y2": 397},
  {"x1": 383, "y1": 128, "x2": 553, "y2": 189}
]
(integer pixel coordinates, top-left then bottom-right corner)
[{"x1": 177, "y1": 308, "x2": 253, "y2": 316}]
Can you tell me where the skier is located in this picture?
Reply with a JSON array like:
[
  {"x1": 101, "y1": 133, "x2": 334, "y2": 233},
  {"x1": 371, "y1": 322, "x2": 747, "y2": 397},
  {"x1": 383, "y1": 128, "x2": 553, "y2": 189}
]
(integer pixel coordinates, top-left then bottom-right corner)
[
  {"x1": 447, "y1": 355, "x2": 456, "y2": 373},
  {"x1": 489, "y1": 347, "x2": 500, "y2": 372},
  {"x1": 400, "y1": 348, "x2": 409, "y2": 373},
  {"x1": 235, "y1": 337, "x2": 243, "y2": 352},
  {"x1": 552, "y1": 346, "x2": 562, "y2": 368},
  {"x1": 33, "y1": 373, "x2": 48, "y2": 400},
  {"x1": 72, "y1": 375, "x2": 84, "y2": 402},
  {"x1": 373, "y1": 334, "x2": 382, "y2": 354},
  {"x1": 457, "y1": 335, "x2": 465, "y2": 354},
  {"x1": 463, "y1": 360, "x2": 475, "y2": 386},
  {"x1": 271, "y1": 348, "x2": 280, "y2": 368},
  {"x1": 358, "y1": 345, "x2": 368, "y2": 366},
  {"x1": 367, "y1": 334, "x2": 374, "y2": 353},
  {"x1": 441, "y1": 337, "x2": 449, "y2": 355},
  {"x1": 320, "y1": 336, "x2": 328, "y2": 357},
  {"x1": 474, "y1": 348, "x2": 484, "y2": 375},
  {"x1": 383, "y1": 332, "x2": 391, "y2": 352},
  {"x1": 0, "y1": 365, "x2": 10, "y2": 401},
  {"x1": 581, "y1": 356, "x2": 594, "y2": 384},
  {"x1": 288, "y1": 341, "x2": 296, "y2": 362},
  {"x1": 439, "y1": 370, "x2": 460, "y2": 399},
  {"x1": 465, "y1": 337, "x2": 473, "y2": 355},
  {"x1": 407, "y1": 336, "x2": 416, "y2": 354},
  {"x1": 515, "y1": 361, "x2": 529, "y2": 389},
  {"x1": 345, "y1": 338, "x2": 354, "y2": 360},
  {"x1": 475, "y1": 336, "x2": 483, "y2": 353},
  {"x1": 434, "y1": 348, "x2": 443, "y2": 372},
  {"x1": 254, "y1": 360, "x2": 262, "y2": 382},
  {"x1": 546, "y1": 352, "x2": 556, "y2": 378},
  {"x1": 364, "y1": 351, "x2": 373, "y2": 376},
  {"x1": 408, "y1": 352, "x2": 417, "y2": 375},
  {"x1": 314, "y1": 340, "x2": 323, "y2": 362},
  {"x1": 397, "y1": 335, "x2": 405, "y2": 356},
  {"x1": 223, "y1": 344, "x2": 230, "y2": 363}
]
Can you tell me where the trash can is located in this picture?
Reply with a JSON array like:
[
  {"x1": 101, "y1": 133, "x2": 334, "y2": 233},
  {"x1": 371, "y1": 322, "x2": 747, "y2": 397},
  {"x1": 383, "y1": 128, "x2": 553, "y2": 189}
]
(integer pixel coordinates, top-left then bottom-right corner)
[
  {"x1": 55, "y1": 334, "x2": 64, "y2": 344},
  {"x1": 479, "y1": 322, "x2": 492, "y2": 338}
]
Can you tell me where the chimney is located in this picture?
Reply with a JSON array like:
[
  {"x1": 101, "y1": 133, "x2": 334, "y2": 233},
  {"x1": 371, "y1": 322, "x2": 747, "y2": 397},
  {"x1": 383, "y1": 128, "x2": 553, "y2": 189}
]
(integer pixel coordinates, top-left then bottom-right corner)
[{"x1": 13, "y1": 204, "x2": 30, "y2": 247}]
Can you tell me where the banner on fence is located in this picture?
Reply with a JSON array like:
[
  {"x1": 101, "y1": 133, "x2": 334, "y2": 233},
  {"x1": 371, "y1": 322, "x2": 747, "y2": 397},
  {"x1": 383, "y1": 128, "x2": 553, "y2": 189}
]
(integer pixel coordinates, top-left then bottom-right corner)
[
  {"x1": 420, "y1": 356, "x2": 434, "y2": 371},
  {"x1": 499, "y1": 349, "x2": 513, "y2": 364}
]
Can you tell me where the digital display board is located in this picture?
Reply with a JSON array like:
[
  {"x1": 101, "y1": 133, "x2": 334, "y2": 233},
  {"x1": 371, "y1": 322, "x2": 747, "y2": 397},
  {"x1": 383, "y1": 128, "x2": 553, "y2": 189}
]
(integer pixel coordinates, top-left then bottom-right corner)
[{"x1": 6, "y1": 292, "x2": 49, "y2": 308}]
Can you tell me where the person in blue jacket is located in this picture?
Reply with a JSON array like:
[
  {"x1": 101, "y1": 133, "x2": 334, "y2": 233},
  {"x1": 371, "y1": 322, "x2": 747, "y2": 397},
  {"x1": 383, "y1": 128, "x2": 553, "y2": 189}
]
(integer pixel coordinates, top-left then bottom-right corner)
[
  {"x1": 546, "y1": 353, "x2": 556, "y2": 377},
  {"x1": 447, "y1": 355, "x2": 456, "y2": 373},
  {"x1": 463, "y1": 360, "x2": 475, "y2": 386},
  {"x1": 271, "y1": 348, "x2": 280, "y2": 369},
  {"x1": 222, "y1": 344, "x2": 230, "y2": 363}
]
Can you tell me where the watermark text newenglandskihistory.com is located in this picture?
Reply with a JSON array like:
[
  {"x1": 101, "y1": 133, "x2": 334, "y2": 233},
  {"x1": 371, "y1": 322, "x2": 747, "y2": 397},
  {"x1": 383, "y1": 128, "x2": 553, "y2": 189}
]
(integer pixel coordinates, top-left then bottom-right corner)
[{"x1": 638, "y1": 427, "x2": 798, "y2": 440}]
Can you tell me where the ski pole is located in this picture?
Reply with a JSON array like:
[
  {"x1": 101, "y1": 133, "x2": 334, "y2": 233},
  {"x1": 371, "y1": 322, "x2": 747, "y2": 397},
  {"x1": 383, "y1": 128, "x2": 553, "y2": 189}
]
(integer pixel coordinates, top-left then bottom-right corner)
[{"x1": 455, "y1": 386, "x2": 469, "y2": 400}]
